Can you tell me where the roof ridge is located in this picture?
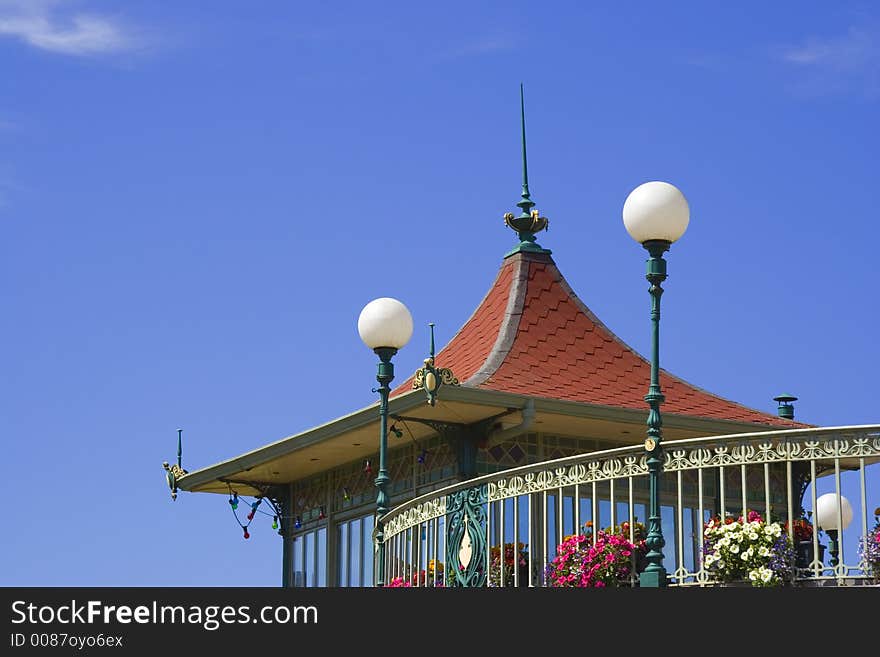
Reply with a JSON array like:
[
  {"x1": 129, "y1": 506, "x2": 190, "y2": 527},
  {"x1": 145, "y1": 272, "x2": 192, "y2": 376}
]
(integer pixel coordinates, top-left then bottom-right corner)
[
  {"x1": 465, "y1": 252, "x2": 539, "y2": 386},
  {"x1": 389, "y1": 255, "x2": 522, "y2": 397}
]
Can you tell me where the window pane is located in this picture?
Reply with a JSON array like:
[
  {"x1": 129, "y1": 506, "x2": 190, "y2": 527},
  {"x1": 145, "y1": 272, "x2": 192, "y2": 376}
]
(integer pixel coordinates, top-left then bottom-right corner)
[
  {"x1": 546, "y1": 494, "x2": 557, "y2": 554},
  {"x1": 350, "y1": 518, "x2": 362, "y2": 587},
  {"x1": 563, "y1": 495, "x2": 575, "y2": 538},
  {"x1": 337, "y1": 523, "x2": 348, "y2": 587},
  {"x1": 293, "y1": 536, "x2": 304, "y2": 588},
  {"x1": 363, "y1": 515, "x2": 374, "y2": 587},
  {"x1": 304, "y1": 532, "x2": 315, "y2": 588},
  {"x1": 317, "y1": 528, "x2": 327, "y2": 587}
]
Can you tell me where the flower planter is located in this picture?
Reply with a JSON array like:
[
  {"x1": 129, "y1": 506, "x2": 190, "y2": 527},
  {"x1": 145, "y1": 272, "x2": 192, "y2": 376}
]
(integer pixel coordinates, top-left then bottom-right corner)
[{"x1": 795, "y1": 541, "x2": 825, "y2": 571}]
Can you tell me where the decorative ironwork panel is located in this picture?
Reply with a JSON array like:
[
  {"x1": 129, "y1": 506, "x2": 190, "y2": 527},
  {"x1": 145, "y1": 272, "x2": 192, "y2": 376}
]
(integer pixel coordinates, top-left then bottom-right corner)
[
  {"x1": 446, "y1": 485, "x2": 488, "y2": 587},
  {"x1": 383, "y1": 498, "x2": 446, "y2": 537}
]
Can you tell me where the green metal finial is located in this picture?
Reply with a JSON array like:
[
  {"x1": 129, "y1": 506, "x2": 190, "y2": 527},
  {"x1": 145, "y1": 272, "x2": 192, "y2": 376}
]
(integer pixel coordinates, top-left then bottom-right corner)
[
  {"x1": 163, "y1": 428, "x2": 188, "y2": 501},
  {"x1": 504, "y1": 84, "x2": 549, "y2": 256},
  {"x1": 412, "y1": 323, "x2": 458, "y2": 406},
  {"x1": 520, "y1": 83, "x2": 530, "y2": 203}
]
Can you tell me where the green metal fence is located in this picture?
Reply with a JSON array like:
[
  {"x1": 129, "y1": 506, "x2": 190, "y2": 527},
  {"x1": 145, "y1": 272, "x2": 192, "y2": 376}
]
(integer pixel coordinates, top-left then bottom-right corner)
[{"x1": 381, "y1": 425, "x2": 880, "y2": 587}]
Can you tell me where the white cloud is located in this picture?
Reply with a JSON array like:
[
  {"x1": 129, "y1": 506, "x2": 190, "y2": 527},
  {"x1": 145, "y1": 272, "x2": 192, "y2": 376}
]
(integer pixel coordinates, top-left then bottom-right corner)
[
  {"x1": 0, "y1": 0, "x2": 137, "y2": 55},
  {"x1": 782, "y1": 27, "x2": 877, "y2": 70},
  {"x1": 445, "y1": 33, "x2": 515, "y2": 59},
  {"x1": 778, "y1": 26, "x2": 880, "y2": 98}
]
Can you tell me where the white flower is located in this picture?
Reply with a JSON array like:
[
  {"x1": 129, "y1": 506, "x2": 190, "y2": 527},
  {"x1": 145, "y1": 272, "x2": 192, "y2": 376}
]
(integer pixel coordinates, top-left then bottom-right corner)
[
  {"x1": 749, "y1": 569, "x2": 759, "y2": 581},
  {"x1": 761, "y1": 568, "x2": 773, "y2": 582},
  {"x1": 759, "y1": 546, "x2": 770, "y2": 557},
  {"x1": 730, "y1": 544, "x2": 739, "y2": 554}
]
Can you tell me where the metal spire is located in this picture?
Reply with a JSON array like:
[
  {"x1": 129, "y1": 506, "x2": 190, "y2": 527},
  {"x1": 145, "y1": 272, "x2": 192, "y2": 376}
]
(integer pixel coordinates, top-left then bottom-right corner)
[
  {"x1": 504, "y1": 83, "x2": 549, "y2": 256},
  {"x1": 520, "y1": 83, "x2": 531, "y2": 204}
]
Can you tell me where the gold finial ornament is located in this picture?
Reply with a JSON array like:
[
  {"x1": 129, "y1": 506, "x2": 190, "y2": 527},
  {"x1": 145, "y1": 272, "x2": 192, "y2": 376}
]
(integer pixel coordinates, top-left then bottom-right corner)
[{"x1": 412, "y1": 323, "x2": 458, "y2": 405}]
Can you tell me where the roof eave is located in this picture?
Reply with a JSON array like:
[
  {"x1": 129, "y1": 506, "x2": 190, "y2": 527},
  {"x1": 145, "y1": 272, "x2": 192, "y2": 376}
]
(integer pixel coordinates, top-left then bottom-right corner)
[
  {"x1": 442, "y1": 384, "x2": 806, "y2": 434},
  {"x1": 176, "y1": 389, "x2": 428, "y2": 493},
  {"x1": 177, "y1": 384, "x2": 804, "y2": 495}
]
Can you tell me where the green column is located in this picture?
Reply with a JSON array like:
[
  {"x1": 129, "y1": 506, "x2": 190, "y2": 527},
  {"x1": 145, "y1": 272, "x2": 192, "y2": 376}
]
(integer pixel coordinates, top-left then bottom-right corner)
[
  {"x1": 373, "y1": 347, "x2": 397, "y2": 587},
  {"x1": 280, "y1": 483, "x2": 294, "y2": 588},
  {"x1": 640, "y1": 239, "x2": 670, "y2": 588}
]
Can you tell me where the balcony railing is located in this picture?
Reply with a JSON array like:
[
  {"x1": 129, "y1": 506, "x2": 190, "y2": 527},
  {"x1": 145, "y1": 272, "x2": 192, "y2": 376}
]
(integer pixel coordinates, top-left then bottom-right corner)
[{"x1": 381, "y1": 425, "x2": 880, "y2": 587}]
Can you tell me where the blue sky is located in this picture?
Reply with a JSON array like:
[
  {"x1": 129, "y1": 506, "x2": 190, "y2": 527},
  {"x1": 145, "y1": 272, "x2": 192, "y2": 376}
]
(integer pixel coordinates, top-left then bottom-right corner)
[{"x1": 1, "y1": 1, "x2": 877, "y2": 586}]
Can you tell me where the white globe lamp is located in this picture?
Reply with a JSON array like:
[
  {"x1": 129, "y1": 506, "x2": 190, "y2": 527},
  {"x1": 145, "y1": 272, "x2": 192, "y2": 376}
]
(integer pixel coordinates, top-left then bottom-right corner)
[{"x1": 622, "y1": 181, "x2": 690, "y2": 245}]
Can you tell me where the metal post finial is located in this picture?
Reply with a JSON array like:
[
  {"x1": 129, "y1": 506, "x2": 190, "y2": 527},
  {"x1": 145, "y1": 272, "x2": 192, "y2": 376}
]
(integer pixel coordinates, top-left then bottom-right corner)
[
  {"x1": 411, "y1": 322, "x2": 459, "y2": 406},
  {"x1": 164, "y1": 428, "x2": 188, "y2": 501},
  {"x1": 503, "y1": 83, "x2": 549, "y2": 255},
  {"x1": 520, "y1": 83, "x2": 529, "y2": 202}
]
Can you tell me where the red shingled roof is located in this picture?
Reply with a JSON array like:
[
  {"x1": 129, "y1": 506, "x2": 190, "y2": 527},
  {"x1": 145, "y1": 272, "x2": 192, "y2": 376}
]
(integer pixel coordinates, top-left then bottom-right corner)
[{"x1": 394, "y1": 250, "x2": 804, "y2": 428}]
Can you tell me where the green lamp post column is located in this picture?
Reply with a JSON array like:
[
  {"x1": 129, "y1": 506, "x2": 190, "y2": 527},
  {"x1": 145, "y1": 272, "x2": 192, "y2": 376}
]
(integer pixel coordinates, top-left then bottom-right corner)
[
  {"x1": 358, "y1": 297, "x2": 413, "y2": 587},
  {"x1": 622, "y1": 181, "x2": 690, "y2": 588}
]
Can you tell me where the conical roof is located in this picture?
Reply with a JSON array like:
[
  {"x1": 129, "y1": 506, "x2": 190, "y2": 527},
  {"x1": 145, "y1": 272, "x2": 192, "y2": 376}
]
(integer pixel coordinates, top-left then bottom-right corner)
[{"x1": 395, "y1": 249, "x2": 803, "y2": 428}]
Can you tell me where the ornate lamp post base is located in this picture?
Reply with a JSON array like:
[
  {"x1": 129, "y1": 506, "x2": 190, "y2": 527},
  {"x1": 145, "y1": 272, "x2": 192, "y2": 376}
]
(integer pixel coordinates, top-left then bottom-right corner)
[{"x1": 639, "y1": 570, "x2": 667, "y2": 588}]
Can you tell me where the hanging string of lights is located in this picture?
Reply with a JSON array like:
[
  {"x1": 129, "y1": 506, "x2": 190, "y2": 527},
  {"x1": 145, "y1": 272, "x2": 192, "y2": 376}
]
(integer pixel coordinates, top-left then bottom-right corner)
[
  {"x1": 224, "y1": 418, "x2": 432, "y2": 541},
  {"x1": 400, "y1": 419, "x2": 429, "y2": 466},
  {"x1": 226, "y1": 486, "x2": 333, "y2": 540},
  {"x1": 226, "y1": 487, "x2": 286, "y2": 540}
]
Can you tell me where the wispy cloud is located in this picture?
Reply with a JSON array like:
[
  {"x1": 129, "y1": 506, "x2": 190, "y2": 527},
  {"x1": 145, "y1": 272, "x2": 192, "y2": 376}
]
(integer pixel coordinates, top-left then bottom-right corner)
[
  {"x1": 0, "y1": 0, "x2": 139, "y2": 56},
  {"x1": 444, "y1": 33, "x2": 515, "y2": 59},
  {"x1": 0, "y1": 172, "x2": 16, "y2": 210},
  {"x1": 783, "y1": 27, "x2": 877, "y2": 69},
  {"x1": 778, "y1": 26, "x2": 880, "y2": 98}
]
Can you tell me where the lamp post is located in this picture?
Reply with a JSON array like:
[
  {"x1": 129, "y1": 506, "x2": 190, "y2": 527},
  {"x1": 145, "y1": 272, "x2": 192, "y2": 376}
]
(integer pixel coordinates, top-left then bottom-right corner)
[
  {"x1": 622, "y1": 181, "x2": 690, "y2": 588},
  {"x1": 815, "y1": 492, "x2": 853, "y2": 573},
  {"x1": 357, "y1": 297, "x2": 413, "y2": 587}
]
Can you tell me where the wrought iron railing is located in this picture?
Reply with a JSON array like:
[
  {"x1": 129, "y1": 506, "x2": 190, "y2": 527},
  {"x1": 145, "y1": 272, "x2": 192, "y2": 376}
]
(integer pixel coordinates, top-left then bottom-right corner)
[{"x1": 380, "y1": 425, "x2": 880, "y2": 587}]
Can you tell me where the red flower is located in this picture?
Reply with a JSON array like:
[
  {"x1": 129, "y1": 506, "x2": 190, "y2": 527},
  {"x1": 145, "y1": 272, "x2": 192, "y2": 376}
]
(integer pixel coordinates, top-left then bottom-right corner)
[{"x1": 784, "y1": 517, "x2": 814, "y2": 542}]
